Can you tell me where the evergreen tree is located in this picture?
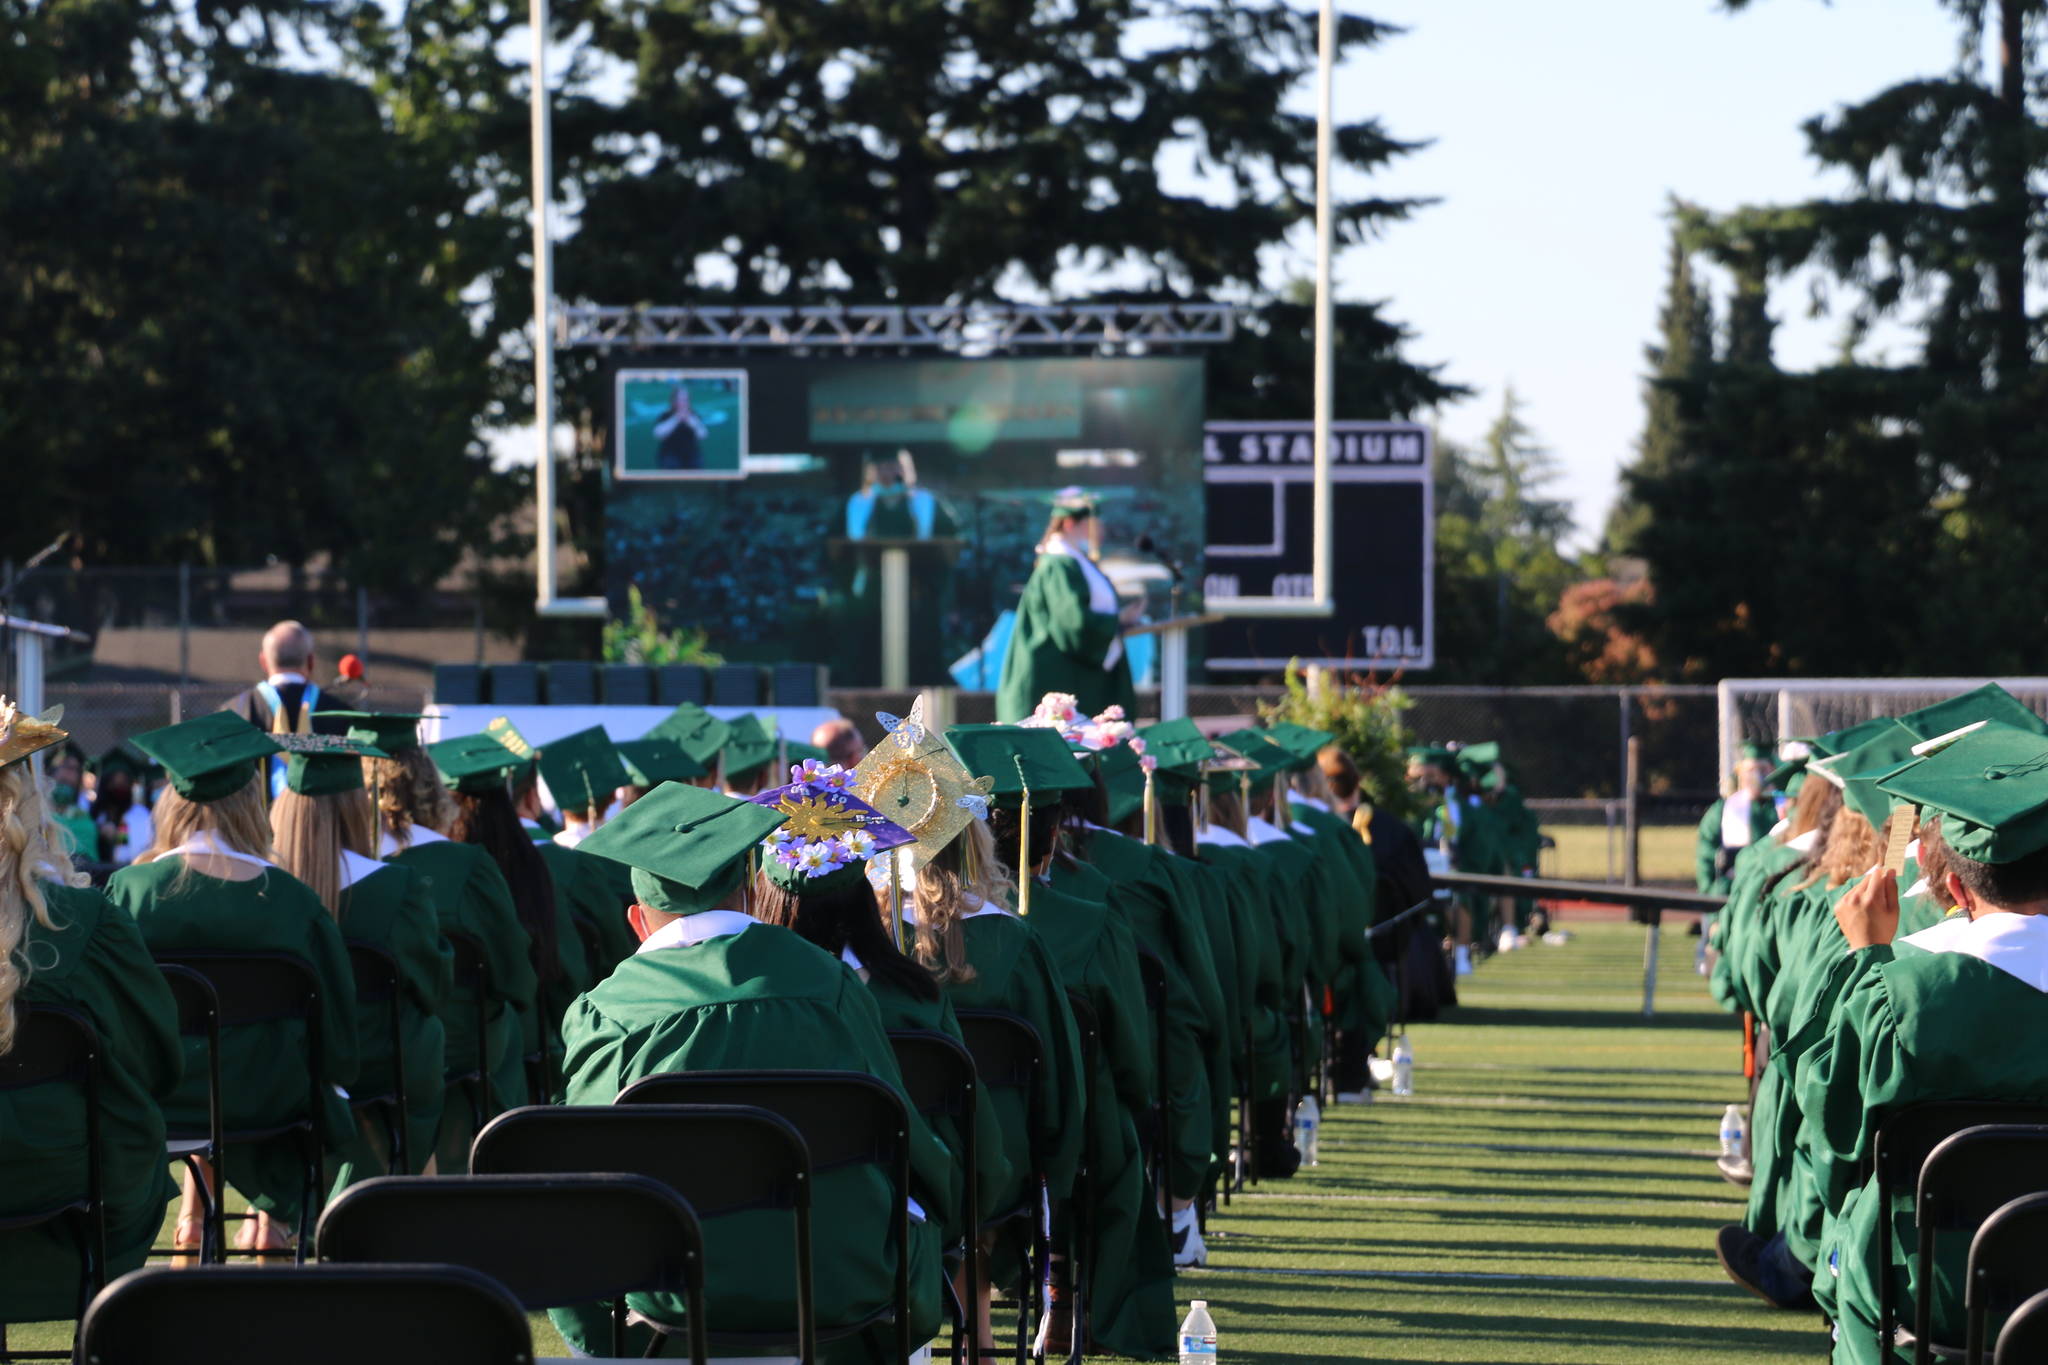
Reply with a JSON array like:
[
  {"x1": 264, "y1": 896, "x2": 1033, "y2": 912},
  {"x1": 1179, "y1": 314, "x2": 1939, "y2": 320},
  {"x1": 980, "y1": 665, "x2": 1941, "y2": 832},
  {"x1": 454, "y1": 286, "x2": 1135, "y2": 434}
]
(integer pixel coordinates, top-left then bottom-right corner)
[{"x1": 1607, "y1": 217, "x2": 1715, "y2": 553}]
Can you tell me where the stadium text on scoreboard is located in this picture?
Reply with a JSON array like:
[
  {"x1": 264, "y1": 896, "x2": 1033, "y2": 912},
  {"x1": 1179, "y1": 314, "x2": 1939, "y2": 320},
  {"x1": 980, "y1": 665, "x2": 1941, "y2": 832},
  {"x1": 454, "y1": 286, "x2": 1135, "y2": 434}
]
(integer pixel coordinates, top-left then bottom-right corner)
[{"x1": 1201, "y1": 420, "x2": 1435, "y2": 673}]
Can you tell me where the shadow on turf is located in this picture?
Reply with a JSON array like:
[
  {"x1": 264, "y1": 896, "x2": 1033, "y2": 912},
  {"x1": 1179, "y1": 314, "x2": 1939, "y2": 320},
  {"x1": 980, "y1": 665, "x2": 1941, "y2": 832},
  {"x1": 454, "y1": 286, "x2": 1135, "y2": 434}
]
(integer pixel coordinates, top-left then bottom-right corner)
[{"x1": 1439, "y1": 1004, "x2": 1732, "y2": 1034}]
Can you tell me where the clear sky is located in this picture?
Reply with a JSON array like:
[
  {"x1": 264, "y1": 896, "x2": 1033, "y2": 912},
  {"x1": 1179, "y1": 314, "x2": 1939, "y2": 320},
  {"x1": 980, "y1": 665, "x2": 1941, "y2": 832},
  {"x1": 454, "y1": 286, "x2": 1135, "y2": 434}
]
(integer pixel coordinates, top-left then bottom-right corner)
[{"x1": 1333, "y1": 0, "x2": 1966, "y2": 546}]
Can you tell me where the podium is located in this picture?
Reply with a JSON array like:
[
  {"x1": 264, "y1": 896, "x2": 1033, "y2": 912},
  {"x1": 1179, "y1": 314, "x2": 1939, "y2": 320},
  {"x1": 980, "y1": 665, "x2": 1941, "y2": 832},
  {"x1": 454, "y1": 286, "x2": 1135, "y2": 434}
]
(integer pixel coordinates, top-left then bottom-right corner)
[
  {"x1": 1123, "y1": 614, "x2": 1221, "y2": 720},
  {"x1": 828, "y1": 537, "x2": 961, "y2": 688}
]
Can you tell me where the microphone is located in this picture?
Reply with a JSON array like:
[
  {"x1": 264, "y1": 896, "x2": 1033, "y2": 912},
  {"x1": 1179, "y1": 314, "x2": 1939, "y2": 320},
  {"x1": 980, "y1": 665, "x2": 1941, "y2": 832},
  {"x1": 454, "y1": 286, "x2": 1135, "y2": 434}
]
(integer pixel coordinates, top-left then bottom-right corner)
[{"x1": 1137, "y1": 534, "x2": 1184, "y2": 584}]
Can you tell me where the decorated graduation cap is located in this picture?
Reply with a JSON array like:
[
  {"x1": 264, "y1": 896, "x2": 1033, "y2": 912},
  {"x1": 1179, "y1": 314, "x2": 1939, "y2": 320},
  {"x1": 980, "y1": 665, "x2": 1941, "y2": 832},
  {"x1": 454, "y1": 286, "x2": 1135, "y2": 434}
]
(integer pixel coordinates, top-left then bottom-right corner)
[
  {"x1": 1878, "y1": 721, "x2": 2048, "y2": 865},
  {"x1": 538, "y1": 726, "x2": 630, "y2": 817},
  {"x1": 486, "y1": 716, "x2": 537, "y2": 764},
  {"x1": 130, "y1": 712, "x2": 281, "y2": 803},
  {"x1": 319, "y1": 711, "x2": 424, "y2": 754},
  {"x1": 749, "y1": 766, "x2": 916, "y2": 895},
  {"x1": 275, "y1": 732, "x2": 386, "y2": 797},
  {"x1": 0, "y1": 698, "x2": 69, "y2": 772},
  {"x1": 1050, "y1": 485, "x2": 1098, "y2": 518},
  {"x1": 616, "y1": 737, "x2": 708, "y2": 788},
  {"x1": 721, "y1": 714, "x2": 779, "y2": 786},
  {"x1": 851, "y1": 696, "x2": 995, "y2": 873},
  {"x1": 1264, "y1": 721, "x2": 1335, "y2": 769},
  {"x1": 648, "y1": 702, "x2": 733, "y2": 770},
  {"x1": 1896, "y1": 683, "x2": 2048, "y2": 744},
  {"x1": 579, "y1": 782, "x2": 789, "y2": 917},
  {"x1": 1097, "y1": 742, "x2": 1148, "y2": 827},
  {"x1": 430, "y1": 733, "x2": 529, "y2": 796}
]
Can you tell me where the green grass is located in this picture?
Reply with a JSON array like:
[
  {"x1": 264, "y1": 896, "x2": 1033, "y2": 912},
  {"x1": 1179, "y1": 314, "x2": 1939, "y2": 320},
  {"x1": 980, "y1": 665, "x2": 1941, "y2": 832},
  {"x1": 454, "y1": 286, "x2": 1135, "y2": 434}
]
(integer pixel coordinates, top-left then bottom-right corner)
[
  {"x1": 1544, "y1": 823, "x2": 1698, "y2": 885},
  {"x1": 5, "y1": 923, "x2": 1809, "y2": 1362},
  {"x1": 1180, "y1": 921, "x2": 1818, "y2": 1363}
]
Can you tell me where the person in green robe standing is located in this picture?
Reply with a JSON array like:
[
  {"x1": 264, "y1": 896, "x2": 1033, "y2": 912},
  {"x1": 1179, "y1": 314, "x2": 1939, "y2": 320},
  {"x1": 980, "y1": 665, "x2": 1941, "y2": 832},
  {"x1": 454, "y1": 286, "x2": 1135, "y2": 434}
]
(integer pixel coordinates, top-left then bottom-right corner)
[
  {"x1": 267, "y1": 734, "x2": 449, "y2": 1186},
  {"x1": 1785, "y1": 724, "x2": 2048, "y2": 1362},
  {"x1": 563, "y1": 782, "x2": 956, "y2": 1362},
  {"x1": 338, "y1": 712, "x2": 536, "y2": 1168},
  {"x1": 995, "y1": 489, "x2": 1138, "y2": 724},
  {"x1": 1697, "y1": 745, "x2": 1780, "y2": 896},
  {"x1": 0, "y1": 700, "x2": 181, "y2": 1321},
  {"x1": 108, "y1": 711, "x2": 360, "y2": 1253}
]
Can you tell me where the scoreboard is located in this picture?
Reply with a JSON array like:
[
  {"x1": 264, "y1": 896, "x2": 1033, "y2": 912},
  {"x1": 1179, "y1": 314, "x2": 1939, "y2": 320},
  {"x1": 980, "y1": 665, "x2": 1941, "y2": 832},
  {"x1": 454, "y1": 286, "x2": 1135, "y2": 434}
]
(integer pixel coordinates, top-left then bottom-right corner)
[{"x1": 1202, "y1": 420, "x2": 1434, "y2": 672}]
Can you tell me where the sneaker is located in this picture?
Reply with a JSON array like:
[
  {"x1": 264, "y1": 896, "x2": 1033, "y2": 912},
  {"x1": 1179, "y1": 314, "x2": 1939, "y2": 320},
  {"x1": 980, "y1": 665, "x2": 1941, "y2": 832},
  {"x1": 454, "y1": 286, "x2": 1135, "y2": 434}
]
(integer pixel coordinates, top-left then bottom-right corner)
[
  {"x1": 1366, "y1": 1057, "x2": 1395, "y2": 1084},
  {"x1": 1542, "y1": 931, "x2": 1571, "y2": 947},
  {"x1": 1717, "y1": 1153, "x2": 1755, "y2": 1187},
  {"x1": 1453, "y1": 945, "x2": 1474, "y2": 976},
  {"x1": 1333, "y1": 1089, "x2": 1373, "y2": 1105},
  {"x1": 1171, "y1": 1206, "x2": 1208, "y2": 1267},
  {"x1": 1714, "y1": 1225, "x2": 1815, "y2": 1311},
  {"x1": 1497, "y1": 927, "x2": 1518, "y2": 954}
]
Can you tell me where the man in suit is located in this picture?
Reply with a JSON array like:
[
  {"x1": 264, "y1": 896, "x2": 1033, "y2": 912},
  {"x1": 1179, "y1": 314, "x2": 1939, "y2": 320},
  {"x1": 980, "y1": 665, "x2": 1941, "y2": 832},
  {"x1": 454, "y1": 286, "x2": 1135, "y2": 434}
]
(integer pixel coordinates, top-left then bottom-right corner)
[{"x1": 220, "y1": 620, "x2": 326, "y2": 794}]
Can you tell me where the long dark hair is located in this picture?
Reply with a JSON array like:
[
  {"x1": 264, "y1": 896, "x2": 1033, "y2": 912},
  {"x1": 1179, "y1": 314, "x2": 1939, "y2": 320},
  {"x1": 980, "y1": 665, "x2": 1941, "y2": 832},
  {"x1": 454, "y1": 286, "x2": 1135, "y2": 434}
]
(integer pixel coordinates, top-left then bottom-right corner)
[
  {"x1": 753, "y1": 874, "x2": 939, "y2": 1003},
  {"x1": 450, "y1": 787, "x2": 565, "y2": 985}
]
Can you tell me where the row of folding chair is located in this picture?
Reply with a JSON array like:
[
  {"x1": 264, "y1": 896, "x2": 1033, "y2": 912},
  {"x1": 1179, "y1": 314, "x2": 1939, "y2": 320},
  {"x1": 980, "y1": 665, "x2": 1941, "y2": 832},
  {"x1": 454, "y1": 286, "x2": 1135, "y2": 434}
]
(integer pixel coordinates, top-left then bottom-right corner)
[{"x1": 1870, "y1": 1102, "x2": 2048, "y2": 1364}]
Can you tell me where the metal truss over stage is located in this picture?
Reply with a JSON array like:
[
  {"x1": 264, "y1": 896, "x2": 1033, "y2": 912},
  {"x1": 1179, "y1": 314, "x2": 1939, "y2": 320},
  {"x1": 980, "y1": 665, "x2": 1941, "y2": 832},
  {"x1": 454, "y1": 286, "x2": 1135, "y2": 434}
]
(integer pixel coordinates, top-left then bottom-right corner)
[{"x1": 556, "y1": 302, "x2": 1236, "y2": 352}]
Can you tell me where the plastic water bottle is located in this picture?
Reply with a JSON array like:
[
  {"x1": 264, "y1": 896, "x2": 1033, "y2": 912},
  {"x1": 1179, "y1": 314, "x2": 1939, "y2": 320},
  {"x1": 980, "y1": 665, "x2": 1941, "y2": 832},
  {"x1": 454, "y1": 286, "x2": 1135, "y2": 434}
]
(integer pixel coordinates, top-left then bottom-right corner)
[
  {"x1": 1720, "y1": 1104, "x2": 1746, "y2": 1159},
  {"x1": 1391, "y1": 1036, "x2": 1414, "y2": 1096},
  {"x1": 1293, "y1": 1094, "x2": 1320, "y2": 1166},
  {"x1": 1178, "y1": 1299, "x2": 1218, "y2": 1363}
]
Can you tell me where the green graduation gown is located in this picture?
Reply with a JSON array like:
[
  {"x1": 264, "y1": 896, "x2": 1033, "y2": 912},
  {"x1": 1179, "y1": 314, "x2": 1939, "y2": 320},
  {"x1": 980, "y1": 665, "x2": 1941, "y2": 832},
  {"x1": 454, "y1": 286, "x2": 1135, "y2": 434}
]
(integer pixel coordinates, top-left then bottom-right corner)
[
  {"x1": 106, "y1": 855, "x2": 360, "y2": 1220},
  {"x1": 995, "y1": 545, "x2": 1136, "y2": 724},
  {"x1": 557, "y1": 917, "x2": 953, "y2": 1361},
  {"x1": 1796, "y1": 917, "x2": 2048, "y2": 1362},
  {"x1": 0, "y1": 881, "x2": 180, "y2": 1321},
  {"x1": 1016, "y1": 881, "x2": 1176, "y2": 1359},
  {"x1": 330, "y1": 856, "x2": 450, "y2": 1183},
  {"x1": 535, "y1": 839, "x2": 636, "y2": 976},
  {"x1": 1696, "y1": 794, "x2": 1780, "y2": 896},
  {"x1": 382, "y1": 831, "x2": 536, "y2": 1135}
]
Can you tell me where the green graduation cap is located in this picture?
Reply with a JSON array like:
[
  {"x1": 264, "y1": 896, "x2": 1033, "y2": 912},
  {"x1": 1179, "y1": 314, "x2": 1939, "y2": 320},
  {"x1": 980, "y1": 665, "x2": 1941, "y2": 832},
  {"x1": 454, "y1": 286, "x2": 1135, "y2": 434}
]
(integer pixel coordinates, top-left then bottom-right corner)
[
  {"x1": 1819, "y1": 715, "x2": 1906, "y2": 758},
  {"x1": 579, "y1": 782, "x2": 789, "y2": 916},
  {"x1": 1097, "y1": 743, "x2": 1147, "y2": 826},
  {"x1": 486, "y1": 716, "x2": 538, "y2": 764},
  {"x1": 1896, "y1": 683, "x2": 2048, "y2": 744},
  {"x1": 1218, "y1": 729, "x2": 1292, "y2": 782},
  {"x1": 946, "y1": 724, "x2": 1096, "y2": 806},
  {"x1": 648, "y1": 702, "x2": 733, "y2": 769},
  {"x1": 1809, "y1": 721, "x2": 1921, "y2": 830},
  {"x1": 538, "y1": 726, "x2": 631, "y2": 817},
  {"x1": 1766, "y1": 739, "x2": 1817, "y2": 792},
  {"x1": 276, "y1": 733, "x2": 386, "y2": 797},
  {"x1": 1264, "y1": 721, "x2": 1335, "y2": 768},
  {"x1": 783, "y1": 739, "x2": 829, "y2": 768},
  {"x1": 616, "y1": 737, "x2": 709, "y2": 788},
  {"x1": 721, "y1": 715, "x2": 778, "y2": 784},
  {"x1": 1879, "y1": 721, "x2": 2048, "y2": 865},
  {"x1": 1407, "y1": 744, "x2": 1457, "y2": 771},
  {"x1": 1050, "y1": 485, "x2": 1098, "y2": 517},
  {"x1": 93, "y1": 741, "x2": 150, "y2": 780},
  {"x1": 317, "y1": 711, "x2": 424, "y2": 754},
  {"x1": 130, "y1": 712, "x2": 282, "y2": 803},
  {"x1": 1138, "y1": 718, "x2": 1214, "y2": 775},
  {"x1": 429, "y1": 733, "x2": 528, "y2": 796}
]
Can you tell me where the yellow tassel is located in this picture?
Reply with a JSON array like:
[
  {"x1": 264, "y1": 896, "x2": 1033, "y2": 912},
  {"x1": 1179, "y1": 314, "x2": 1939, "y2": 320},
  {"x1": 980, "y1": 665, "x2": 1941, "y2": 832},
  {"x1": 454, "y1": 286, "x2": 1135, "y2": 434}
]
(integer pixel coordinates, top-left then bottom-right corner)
[{"x1": 1143, "y1": 769, "x2": 1158, "y2": 846}]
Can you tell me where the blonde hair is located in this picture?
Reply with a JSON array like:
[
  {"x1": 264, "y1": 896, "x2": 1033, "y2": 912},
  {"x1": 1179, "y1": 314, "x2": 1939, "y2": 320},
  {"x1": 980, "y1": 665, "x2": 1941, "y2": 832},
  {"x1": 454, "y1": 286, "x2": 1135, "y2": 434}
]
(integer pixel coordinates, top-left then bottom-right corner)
[
  {"x1": 138, "y1": 775, "x2": 277, "y2": 869},
  {"x1": 270, "y1": 787, "x2": 377, "y2": 920},
  {"x1": 0, "y1": 765, "x2": 85, "y2": 1055},
  {"x1": 908, "y1": 821, "x2": 1012, "y2": 985},
  {"x1": 1798, "y1": 804, "x2": 1880, "y2": 893},
  {"x1": 369, "y1": 748, "x2": 453, "y2": 848},
  {"x1": 1208, "y1": 787, "x2": 1249, "y2": 839}
]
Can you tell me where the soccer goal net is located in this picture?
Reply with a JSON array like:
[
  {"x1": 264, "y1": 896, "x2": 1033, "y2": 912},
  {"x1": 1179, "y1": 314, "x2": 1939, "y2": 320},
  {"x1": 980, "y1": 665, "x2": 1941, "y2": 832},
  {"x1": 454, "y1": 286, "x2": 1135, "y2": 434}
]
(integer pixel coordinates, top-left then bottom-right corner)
[{"x1": 1715, "y1": 678, "x2": 2048, "y2": 777}]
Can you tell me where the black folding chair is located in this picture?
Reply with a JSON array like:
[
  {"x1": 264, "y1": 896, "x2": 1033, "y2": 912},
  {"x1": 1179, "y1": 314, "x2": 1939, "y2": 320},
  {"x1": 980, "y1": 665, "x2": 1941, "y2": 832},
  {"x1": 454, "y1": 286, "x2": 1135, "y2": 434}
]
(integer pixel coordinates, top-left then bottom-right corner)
[
  {"x1": 318, "y1": 1172, "x2": 708, "y2": 1364},
  {"x1": 1872, "y1": 1102, "x2": 2048, "y2": 1362},
  {"x1": 1967, "y1": 1192, "x2": 2048, "y2": 1364},
  {"x1": 1909, "y1": 1126, "x2": 2048, "y2": 1363},
  {"x1": 344, "y1": 941, "x2": 409, "y2": 1176},
  {"x1": 0, "y1": 1003, "x2": 105, "y2": 1359},
  {"x1": 1059, "y1": 992, "x2": 1102, "y2": 1365},
  {"x1": 154, "y1": 965, "x2": 221, "y2": 1264},
  {"x1": 440, "y1": 931, "x2": 493, "y2": 1141},
  {"x1": 955, "y1": 1010, "x2": 1049, "y2": 1365},
  {"x1": 153, "y1": 951, "x2": 329, "y2": 1262},
  {"x1": 472, "y1": 1102, "x2": 814, "y2": 1362},
  {"x1": 1133, "y1": 950, "x2": 1170, "y2": 1216},
  {"x1": 77, "y1": 1263, "x2": 530, "y2": 1365},
  {"x1": 1995, "y1": 1286, "x2": 2048, "y2": 1365},
  {"x1": 889, "y1": 1030, "x2": 981, "y2": 1365},
  {"x1": 617, "y1": 1070, "x2": 915, "y2": 1364}
]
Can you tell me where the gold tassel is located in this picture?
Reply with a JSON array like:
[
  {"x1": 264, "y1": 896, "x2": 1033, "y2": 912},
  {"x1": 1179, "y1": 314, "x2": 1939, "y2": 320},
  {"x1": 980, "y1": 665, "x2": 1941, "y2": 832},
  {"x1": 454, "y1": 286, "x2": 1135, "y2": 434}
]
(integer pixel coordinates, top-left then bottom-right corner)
[
  {"x1": 889, "y1": 850, "x2": 906, "y2": 952},
  {"x1": 1143, "y1": 768, "x2": 1158, "y2": 846},
  {"x1": 1015, "y1": 757, "x2": 1032, "y2": 917}
]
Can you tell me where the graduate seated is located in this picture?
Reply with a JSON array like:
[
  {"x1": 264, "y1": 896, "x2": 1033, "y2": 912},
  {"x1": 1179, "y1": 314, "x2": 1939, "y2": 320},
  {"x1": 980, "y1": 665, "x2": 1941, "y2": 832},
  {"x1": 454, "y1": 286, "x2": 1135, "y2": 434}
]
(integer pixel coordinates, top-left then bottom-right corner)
[
  {"x1": 564, "y1": 781, "x2": 956, "y2": 1361},
  {"x1": 0, "y1": 699, "x2": 181, "y2": 1323}
]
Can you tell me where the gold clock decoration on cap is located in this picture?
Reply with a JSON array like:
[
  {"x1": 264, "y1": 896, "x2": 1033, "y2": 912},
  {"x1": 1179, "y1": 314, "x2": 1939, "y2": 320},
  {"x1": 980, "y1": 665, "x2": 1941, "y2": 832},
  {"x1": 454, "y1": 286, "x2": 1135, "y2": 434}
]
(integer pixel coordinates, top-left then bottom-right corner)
[{"x1": 851, "y1": 694, "x2": 993, "y2": 870}]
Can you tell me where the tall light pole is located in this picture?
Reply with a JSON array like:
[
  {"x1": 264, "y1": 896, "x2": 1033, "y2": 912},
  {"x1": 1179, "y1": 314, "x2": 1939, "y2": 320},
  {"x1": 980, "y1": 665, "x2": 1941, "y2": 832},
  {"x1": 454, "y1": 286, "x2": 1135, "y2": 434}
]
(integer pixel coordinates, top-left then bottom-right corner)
[{"x1": 531, "y1": 0, "x2": 607, "y2": 618}]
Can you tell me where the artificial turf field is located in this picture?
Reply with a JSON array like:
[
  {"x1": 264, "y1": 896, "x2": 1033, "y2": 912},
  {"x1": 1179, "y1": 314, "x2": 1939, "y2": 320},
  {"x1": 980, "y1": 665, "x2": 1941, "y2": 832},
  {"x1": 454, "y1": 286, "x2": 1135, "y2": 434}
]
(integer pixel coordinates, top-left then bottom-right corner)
[
  {"x1": 1179, "y1": 918, "x2": 1822, "y2": 1363},
  {"x1": 7, "y1": 920, "x2": 1823, "y2": 1361}
]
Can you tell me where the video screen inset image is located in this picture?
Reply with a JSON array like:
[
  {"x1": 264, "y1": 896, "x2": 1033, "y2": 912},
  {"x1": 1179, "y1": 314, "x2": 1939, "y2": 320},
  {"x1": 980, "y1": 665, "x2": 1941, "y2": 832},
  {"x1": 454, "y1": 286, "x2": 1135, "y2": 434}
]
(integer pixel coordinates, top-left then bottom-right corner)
[{"x1": 615, "y1": 370, "x2": 749, "y2": 479}]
